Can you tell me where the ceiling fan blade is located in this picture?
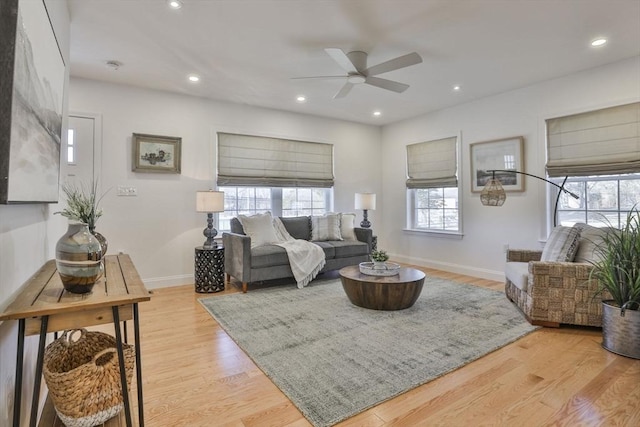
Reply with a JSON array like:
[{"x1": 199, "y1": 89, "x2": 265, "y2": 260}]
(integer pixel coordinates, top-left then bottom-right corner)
[
  {"x1": 325, "y1": 48, "x2": 358, "y2": 74},
  {"x1": 291, "y1": 75, "x2": 347, "y2": 80},
  {"x1": 365, "y1": 76, "x2": 409, "y2": 93},
  {"x1": 334, "y1": 82, "x2": 354, "y2": 99},
  {"x1": 365, "y1": 52, "x2": 423, "y2": 76}
]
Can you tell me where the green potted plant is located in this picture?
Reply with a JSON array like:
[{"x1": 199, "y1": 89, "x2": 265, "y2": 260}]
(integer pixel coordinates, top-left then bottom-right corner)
[
  {"x1": 371, "y1": 250, "x2": 389, "y2": 269},
  {"x1": 56, "y1": 181, "x2": 108, "y2": 253},
  {"x1": 590, "y1": 206, "x2": 640, "y2": 359}
]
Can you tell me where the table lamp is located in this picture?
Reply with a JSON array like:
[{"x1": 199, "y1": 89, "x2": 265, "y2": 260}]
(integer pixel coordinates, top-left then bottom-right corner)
[
  {"x1": 196, "y1": 190, "x2": 225, "y2": 249},
  {"x1": 355, "y1": 192, "x2": 376, "y2": 228}
]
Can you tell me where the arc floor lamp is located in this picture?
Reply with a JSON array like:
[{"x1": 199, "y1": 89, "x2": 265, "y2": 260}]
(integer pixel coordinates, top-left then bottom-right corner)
[{"x1": 480, "y1": 170, "x2": 579, "y2": 227}]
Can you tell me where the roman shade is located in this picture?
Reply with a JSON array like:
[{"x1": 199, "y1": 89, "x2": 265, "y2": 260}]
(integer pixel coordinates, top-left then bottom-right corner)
[
  {"x1": 546, "y1": 102, "x2": 640, "y2": 177},
  {"x1": 217, "y1": 133, "x2": 334, "y2": 187},
  {"x1": 406, "y1": 136, "x2": 458, "y2": 188}
]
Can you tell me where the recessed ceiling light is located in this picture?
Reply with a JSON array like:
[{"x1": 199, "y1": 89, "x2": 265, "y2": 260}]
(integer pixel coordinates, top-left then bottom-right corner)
[
  {"x1": 168, "y1": 0, "x2": 183, "y2": 9},
  {"x1": 453, "y1": 85, "x2": 461, "y2": 91},
  {"x1": 105, "y1": 60, "x2": 122, "y2": 71},
  {"x1": 188, "y1": 75, "x2": 200, "y2": 82},
  {"x1": 296, "y1": 95, "x2": 306, "y2": 103},
  {"x1": 591, "y1": 38, "x2": 607, "y2": 47},
  {"x1": 373, "y1": 111, "x2": 381, "y2": 117}
]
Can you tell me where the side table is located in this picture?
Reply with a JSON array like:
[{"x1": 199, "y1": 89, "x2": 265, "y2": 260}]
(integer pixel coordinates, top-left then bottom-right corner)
[
  {"x1": 0, "y1": 254, "x2": 150, "y2": 427},
  {"x1": 194, "y1": 246, "x2": 225, "y2": 292}
]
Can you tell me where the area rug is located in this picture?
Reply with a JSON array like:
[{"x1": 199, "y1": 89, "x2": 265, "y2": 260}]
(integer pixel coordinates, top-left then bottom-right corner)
[{"x1": 199, "y1": 277, "x2": 537, "y2": 427}]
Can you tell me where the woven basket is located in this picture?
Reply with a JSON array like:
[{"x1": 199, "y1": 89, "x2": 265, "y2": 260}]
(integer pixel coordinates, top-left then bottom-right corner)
[{"x1": 43, "y1": 329, "x2": 135, "y2": 427}]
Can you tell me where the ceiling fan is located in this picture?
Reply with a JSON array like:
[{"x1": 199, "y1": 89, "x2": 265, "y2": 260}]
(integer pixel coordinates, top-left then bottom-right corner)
[{"x1": 294, "y1": 48, "x2": 423, "y2": 99}]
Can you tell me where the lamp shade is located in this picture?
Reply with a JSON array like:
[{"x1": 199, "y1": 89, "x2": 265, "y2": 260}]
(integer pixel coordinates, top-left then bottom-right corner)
[
  {"x1": 480, "y1": 179, "x2": 506, "y2": 206},
  {"x1": 196, "y1": 190, "x2": 224, "y2": 213},
  {"x1": 355, "y1": 193, "x2": 376, "y2": 210}
]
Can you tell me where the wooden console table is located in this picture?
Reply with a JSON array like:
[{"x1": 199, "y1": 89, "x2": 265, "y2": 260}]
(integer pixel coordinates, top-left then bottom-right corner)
[{"x1": 0, "y1": 254, "x2": 151, "y2": 427}]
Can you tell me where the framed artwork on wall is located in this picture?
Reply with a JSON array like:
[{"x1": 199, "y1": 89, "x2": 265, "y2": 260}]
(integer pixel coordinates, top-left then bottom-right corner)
[
  {"x1": 0, "y1": 0, "x2": 66, "y2": 203},
  {"x1": 132, "y1": 133, "x2": 182, "y2": 173},
  {"x1": 470, "y1": 136, "x2": 525, "y2": 193}
]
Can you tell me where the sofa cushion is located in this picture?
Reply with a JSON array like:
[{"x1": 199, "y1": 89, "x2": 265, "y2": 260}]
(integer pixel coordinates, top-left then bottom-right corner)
[
  {"x1": 280, "y1": 216, "x2": 311, "y2": 240},
  {"x1": 325, "y1": 240, "x2": 369, "y2": 258},
  {"x1": 238, "y1": 212, "x2": 279, "y2": 248},
  {"x1": 339, "y1": 213, "x2": 358, "y2": 241},
  {"x1": 311, "y1": 241, "x2": 336, "y2": 259},
  {"x1": 250, "y1": 245, "x2": 290, "y2": 268},
  {"x1": 311, "y1": 214, "x2": 342, "y2": 241},
  {"x1": 505, "y1": 262, "x2": 530, "y2": 292},
  {"x1": 541, "y1": 225, "x2": 581, "y2": 262}
]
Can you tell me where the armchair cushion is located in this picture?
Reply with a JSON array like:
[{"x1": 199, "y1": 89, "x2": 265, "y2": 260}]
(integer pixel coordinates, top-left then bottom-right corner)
[
  {"x1": 505, "y1": 262, "x2": 529, "y2": 292},
  {"x1": 540, "y1": 225, "x2": 580, "y2": 262},
  {"x1": 573, "y1": 223, "x2": 614, "y2": 263}
]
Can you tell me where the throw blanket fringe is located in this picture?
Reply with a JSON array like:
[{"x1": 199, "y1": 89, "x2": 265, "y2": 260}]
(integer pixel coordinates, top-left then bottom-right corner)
[{"x1": 273, "y1": 217, "x2": 326, "y2": 288}]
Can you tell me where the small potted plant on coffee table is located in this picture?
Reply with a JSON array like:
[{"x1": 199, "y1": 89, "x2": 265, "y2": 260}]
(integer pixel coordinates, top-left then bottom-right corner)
[{"x1": 371, "y1": 250, "x2": 389, "y2": 269}]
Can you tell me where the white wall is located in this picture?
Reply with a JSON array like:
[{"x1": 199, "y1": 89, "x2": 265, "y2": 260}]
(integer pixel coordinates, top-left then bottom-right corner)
[
  {"x1": 68, "y1": 78, "x2": 382, "y2": 287},
  {"x1": 382, "y1": 56, "x2": 640, "y2": 281},
  {"x1": 0, "y1": 1, "x2": 70, "y2": 424}
]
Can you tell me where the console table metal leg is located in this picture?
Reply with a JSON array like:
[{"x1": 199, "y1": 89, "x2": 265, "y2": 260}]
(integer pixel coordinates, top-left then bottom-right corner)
[
  {"x1": 29, "y1": 316, "x2": 49, "y2": 427},
  {"x1": 112, "y1": 307, "x2": 133, "y2": 427},
  {"x1": 134, "y1": 303, "x2": 145, "y2": 427},
  {"x1": 13, "y1": 319, "x2": 25, "y2": 427}
]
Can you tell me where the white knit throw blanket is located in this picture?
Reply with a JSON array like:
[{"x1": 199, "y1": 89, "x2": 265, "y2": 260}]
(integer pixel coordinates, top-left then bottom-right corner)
[{"x1": 273, "y1": 217, "x2": 326, "y2": 288}]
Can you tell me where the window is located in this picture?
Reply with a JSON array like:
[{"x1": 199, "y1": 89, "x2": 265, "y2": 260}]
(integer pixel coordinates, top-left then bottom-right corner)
[
  {"x1": 218, "y1": 186, "x2": 331, "y2": 231},
  {"x1": 412, "y1": 187, "x2": 459, "y2": 231},
  {"x1": 546, "y1": 102, "x2": 640, "y2": 228},
  {"x1": 554, "y1": 174, "x2": 640, "y2": 228},
  {"x1": 282, "y1": 188, "x2": 329, "y2": 217},
  {"x1": 406, "y1": 136, "x2": 460, "y2": 232},
  {"x1": 67, "y1": 128, "x2": 76, "y2": 164},
  {"x1": 216, "y1": 132, "x2": 334, "y2": 232}
]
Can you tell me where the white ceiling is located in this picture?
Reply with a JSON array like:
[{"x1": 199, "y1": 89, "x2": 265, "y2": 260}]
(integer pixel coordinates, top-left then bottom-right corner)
[{"x1": 67, "y1": 0, "x2": 640, "y2": 126}]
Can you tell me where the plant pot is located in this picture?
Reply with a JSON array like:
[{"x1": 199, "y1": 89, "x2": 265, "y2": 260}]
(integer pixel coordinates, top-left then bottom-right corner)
[
  {"x1": 373, "y1": 261, "x2": 386, "y2": 270},
  {"x1": 601, "y1": 300, "x2": 640, "y2": 359},
  {"x1": 55, "y1": 222, "x2": 104, "y2": 294}
]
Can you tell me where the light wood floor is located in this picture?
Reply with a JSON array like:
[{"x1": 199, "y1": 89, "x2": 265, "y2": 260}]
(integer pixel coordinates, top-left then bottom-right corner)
[{"x1": 119, "y1": 266, "x2": 639, "y2": 427}]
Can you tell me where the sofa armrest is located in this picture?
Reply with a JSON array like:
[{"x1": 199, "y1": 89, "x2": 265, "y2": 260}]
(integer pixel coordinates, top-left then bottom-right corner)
[
  {"x1": 222, "y1": 232, "x2": 252, "y2": 283},
  {"x1": 506, "y1": 249, "x2": 542, "y2": 263},
  {"x1": 354, "y1": 227, "x2": 373, "y2": 253}
]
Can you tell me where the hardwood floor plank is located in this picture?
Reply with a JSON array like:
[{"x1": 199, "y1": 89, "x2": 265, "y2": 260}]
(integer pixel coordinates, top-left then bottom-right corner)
[{"x1": 86, "y1": 266, "x2": 639, "y2": 426}]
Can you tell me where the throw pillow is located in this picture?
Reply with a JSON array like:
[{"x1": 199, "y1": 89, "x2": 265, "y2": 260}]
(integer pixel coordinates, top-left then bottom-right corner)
[
  {"x1": 339, "y1": 213, "x2": 358, "y2": 241},
  {"x1": 573, "y1": 223, "x2": 614, "y2": 264},
  {"x1": 311, "y1": 214, "x2": 342, "y2": 241},
  {"x1": 237, "y1": 212, "x2": 280, "y2": 248},
  {"x1": 540, "y1": 225, "x2": 581, "y2": 262}
]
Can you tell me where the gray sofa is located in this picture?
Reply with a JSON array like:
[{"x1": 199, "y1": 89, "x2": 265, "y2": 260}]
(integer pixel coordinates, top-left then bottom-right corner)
[{"x1": 223, "y1": 215, "x2": 372, "y2": 292}]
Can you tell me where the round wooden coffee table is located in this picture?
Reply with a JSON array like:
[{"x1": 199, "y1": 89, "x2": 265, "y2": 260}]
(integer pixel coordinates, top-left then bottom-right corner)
[{"x1": 339, "y1": 265, "x2": 426, "y2": 310}]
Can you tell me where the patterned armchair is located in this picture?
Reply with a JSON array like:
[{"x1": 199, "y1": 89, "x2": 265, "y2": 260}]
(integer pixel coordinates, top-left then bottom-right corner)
[{"x1": 504, "y1": 224, "x2": 612, "y2": 327}]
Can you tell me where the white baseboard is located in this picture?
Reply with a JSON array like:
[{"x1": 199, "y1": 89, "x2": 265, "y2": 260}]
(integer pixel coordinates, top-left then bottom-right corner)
[
  {"x1": 391, "y1": 254, "x2": 505, "y2": 283},
  {"x1": 142, "y1": 274, "x2": 194, "y2": 290}
]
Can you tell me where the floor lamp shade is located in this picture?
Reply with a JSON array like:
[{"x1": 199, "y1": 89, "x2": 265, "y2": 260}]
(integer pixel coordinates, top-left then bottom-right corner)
[{"x1": 196, "y1": 191, "x2": 225, "y2": 249}]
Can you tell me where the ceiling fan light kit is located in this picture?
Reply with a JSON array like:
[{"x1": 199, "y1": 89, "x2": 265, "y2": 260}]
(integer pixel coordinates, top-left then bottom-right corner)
[{"x1": 295, "y1": 48, "x2": 423, "y2": 99}]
